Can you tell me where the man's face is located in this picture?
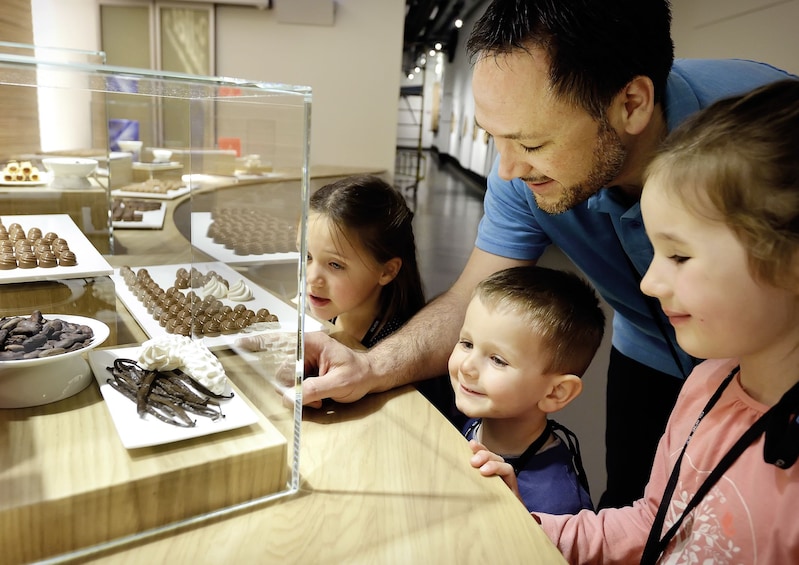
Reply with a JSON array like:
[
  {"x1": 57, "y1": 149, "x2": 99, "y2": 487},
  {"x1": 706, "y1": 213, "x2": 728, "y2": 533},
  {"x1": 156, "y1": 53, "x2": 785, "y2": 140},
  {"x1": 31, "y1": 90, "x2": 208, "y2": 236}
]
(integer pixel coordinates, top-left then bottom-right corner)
[{"x1": 472, "y1": 47, "x2": 627, "y2": 214}]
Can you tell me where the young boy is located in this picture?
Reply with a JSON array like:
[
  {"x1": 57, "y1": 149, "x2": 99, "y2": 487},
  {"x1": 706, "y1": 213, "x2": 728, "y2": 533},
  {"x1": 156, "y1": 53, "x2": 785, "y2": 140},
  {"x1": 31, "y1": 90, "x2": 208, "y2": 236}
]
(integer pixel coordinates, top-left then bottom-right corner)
[{"x1": 449, "y1": 265, "x2": 605, "y2": 514}]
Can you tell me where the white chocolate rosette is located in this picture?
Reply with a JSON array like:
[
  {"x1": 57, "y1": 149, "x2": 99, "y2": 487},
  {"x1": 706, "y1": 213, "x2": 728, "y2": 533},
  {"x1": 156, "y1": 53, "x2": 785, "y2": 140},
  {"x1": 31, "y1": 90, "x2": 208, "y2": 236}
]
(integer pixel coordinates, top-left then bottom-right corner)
[
  {"x1": 200, "y1": 276, "x2": 228, "y2": 299},
  {"x1": 227, "y1": 279, "x2": 253, "y2": 302},
  {"x1": 138, "y1": 335, "x2": 228, "y2": 395}
]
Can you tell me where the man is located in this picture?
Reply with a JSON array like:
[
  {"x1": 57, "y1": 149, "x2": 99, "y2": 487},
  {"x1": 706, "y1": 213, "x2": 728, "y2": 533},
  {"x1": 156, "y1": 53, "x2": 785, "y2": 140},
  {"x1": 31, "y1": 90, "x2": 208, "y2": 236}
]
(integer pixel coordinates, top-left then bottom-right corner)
[{"x1": 300, "y1": 0, "x2": 793, "y2": 508}]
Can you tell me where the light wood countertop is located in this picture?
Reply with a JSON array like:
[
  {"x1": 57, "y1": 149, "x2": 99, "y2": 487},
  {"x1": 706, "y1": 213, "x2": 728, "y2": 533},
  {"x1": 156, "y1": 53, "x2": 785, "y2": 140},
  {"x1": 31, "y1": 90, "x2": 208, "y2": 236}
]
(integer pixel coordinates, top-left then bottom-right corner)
[{"x1": 77, "y1": 384, "x2": 566, "y2": 564}]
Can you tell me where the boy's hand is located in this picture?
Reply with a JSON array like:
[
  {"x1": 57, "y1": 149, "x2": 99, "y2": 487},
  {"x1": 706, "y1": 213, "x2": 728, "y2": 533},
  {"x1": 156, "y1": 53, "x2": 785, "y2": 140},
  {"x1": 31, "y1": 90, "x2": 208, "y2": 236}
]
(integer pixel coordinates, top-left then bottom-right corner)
[{"x1": 469, "y1": 439, "x2": 523, "y2": 504}]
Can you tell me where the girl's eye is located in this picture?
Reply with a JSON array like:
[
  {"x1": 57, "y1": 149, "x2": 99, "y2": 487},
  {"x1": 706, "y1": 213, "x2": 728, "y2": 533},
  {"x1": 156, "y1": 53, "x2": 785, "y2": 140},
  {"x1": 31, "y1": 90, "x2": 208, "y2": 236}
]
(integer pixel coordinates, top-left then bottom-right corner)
[
  {"x1": 305, "y1": 253, "x2": 312, "y2": 262},
  {"x1": 458, "y1": 339, "x2": 473, "y2": 350},
  {"x1": 522, "y1": 144, "x2": 542, "y2": 154},
  {"x1": 329, "y1": 262, "x2": 343, "y2": 270},
  {"x1": 668, "y1": 254, "x2": 689, "y2": 264}
]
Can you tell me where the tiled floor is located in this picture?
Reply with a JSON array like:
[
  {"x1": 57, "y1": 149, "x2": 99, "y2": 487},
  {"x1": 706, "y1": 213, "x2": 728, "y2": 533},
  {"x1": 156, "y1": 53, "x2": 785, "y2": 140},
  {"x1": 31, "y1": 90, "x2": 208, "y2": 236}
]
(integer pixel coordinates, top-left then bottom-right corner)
[{"x1": 405, "y1": 150, "x2": 611, "y2": 504}]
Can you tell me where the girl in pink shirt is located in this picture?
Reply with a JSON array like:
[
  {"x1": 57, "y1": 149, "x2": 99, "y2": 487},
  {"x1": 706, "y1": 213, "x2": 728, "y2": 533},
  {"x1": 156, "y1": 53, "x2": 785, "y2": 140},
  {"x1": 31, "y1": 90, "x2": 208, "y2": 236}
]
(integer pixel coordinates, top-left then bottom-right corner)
[{"x1": 470, "y1": 78, "x2": 799, "y2": 563}]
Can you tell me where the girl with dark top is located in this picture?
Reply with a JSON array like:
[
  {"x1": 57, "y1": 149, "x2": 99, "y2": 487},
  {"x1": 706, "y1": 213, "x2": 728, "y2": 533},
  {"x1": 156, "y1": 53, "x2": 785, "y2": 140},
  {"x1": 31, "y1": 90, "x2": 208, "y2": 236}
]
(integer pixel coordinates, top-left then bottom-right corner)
[{"x1": 306, "y1": 175, "x2": 425, "y2": 349}]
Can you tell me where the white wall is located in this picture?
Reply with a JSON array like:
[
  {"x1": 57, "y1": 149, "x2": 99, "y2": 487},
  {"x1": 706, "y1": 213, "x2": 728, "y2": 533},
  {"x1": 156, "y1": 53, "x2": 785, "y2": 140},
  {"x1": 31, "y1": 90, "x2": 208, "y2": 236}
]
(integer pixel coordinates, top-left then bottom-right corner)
[
  {"x1": 30, "y1": 0, "x2": 405, "y2": 172},
  {"x1": 672, "y1": 0, "x2": 799, "y2": 76},
  {"x1": 216, "y1": 1, "x2": 404, "y2": 171}
]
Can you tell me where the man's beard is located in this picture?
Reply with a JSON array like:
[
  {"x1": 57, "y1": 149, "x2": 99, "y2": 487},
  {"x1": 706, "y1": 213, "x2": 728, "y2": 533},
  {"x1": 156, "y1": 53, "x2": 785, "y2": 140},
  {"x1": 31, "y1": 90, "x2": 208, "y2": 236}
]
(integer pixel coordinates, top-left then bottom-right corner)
[{"x1": 534, "y1": 118, "x2": 627, "y2": 214}]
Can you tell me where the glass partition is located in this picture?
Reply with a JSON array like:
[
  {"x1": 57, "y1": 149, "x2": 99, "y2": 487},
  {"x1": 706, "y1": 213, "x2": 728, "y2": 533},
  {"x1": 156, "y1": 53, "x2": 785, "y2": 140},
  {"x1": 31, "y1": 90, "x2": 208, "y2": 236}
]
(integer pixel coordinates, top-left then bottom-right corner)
[{"x1": 0, "y1": 44, "x2": 310, "y2": 563}]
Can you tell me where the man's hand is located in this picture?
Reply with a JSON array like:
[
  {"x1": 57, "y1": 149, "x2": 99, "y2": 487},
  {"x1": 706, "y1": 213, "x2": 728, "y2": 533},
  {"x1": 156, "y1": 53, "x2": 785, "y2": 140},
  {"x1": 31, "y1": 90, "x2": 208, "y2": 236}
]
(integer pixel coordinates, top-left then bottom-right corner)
[{"x1": 301, "y1": 331, "x2": 374, "y2": 407}]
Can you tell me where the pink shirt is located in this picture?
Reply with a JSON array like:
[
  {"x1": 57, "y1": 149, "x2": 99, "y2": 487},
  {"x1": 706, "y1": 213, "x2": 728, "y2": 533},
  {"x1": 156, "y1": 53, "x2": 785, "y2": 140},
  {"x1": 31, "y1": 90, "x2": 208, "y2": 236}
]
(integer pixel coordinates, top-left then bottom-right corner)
[{"x1": 538, "y1": 358, "x2": 799, "y2": 564}]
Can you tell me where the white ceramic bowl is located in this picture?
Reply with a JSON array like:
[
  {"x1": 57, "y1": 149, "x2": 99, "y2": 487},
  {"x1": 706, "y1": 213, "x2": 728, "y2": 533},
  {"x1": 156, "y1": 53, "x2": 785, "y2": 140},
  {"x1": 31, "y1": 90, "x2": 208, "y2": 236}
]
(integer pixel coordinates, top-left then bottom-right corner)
[
  {"x1": 41, "y1": 157, "x2": 98, "y2": 178},
  {"x1": 0, "y1": 314, "x2": 110, "y2": 409},
  {"x1": 151, "y1": 149, "x2": 172, "y2": 163},
  {"x1": 117, "y1": 140, "x2": 143, "y2": 154}
]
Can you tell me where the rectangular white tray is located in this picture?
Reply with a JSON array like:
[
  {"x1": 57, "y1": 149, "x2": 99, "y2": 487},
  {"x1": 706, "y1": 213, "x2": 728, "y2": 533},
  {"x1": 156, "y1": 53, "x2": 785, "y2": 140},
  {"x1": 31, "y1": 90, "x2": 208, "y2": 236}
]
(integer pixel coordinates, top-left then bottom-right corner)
[
  {"x1": 88, "y1": 346, "x2": 259, "y2": 449},
  {"x1": 190, "y1": 212, "x2": 299, "y2": 265},
  {"x1": 112, "y1": 261, "x2": 323, "y2": 350},
  {"x1": 0, "y1": 214, "x2": 114, "y2": 284}
]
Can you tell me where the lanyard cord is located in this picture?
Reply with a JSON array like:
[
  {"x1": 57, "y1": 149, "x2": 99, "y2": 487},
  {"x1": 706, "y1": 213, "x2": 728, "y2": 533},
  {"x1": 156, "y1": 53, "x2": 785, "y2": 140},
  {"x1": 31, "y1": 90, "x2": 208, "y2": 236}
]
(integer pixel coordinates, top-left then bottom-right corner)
[
  {"x1": 360, "y1": 316, "x2": 382, "y2": 346},
  {"x1": 550, "y1": 420, "x2": 592, "y2": 496},
  {"x1": 466, "y1": 419, "x2": 592, "y2": 497},
  {"x1": 641, "y1": 366, "x2": 737, "y2": 563},
  {"x1": 507, "y1": 419, "x2": 554, "y2": 476},
  {"x1": 329, "y1": 316, "x2": 382, "y2": 346},
  {"x1": 640, "y1": 365, "x2": 792, "y2": 564},
  {"x1": 465, "y1": 419, "x2": 554, "y2": 477}
]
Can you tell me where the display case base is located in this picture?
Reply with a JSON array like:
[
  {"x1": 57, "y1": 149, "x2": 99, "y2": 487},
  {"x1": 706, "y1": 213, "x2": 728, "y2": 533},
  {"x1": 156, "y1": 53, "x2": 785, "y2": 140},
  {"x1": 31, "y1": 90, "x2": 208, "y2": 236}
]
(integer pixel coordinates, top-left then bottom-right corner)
[{"x1": 0, "y1": 374, "x2": 288, "y2": 564}]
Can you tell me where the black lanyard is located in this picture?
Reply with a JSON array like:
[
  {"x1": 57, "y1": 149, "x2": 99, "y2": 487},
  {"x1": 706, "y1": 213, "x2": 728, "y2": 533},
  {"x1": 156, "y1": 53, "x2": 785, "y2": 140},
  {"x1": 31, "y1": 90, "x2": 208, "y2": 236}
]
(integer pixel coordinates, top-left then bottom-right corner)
[
  {"x1": 465, "y1": 418, "x2": 591, "y2": 496},
  {"x1": 505, "y1": 420, "x2": 554, "y2": 475},
  {"x1": 361, "y1": 317, "x2": 382, "y2": 346},
  {"x1": 640, "y1": 366, "x2": 788, "y2": 564},
  {"x1": 329, "y1": 316, "x2": 382, "y2": 346}
]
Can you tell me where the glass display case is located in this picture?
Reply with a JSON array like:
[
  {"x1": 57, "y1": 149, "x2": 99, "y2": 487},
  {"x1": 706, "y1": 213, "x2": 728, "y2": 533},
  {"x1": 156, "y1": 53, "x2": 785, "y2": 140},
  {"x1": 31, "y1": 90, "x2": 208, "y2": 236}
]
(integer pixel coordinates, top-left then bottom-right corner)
[{"x1": 0, "y1": 43, "x2": 311, "y2": 563}]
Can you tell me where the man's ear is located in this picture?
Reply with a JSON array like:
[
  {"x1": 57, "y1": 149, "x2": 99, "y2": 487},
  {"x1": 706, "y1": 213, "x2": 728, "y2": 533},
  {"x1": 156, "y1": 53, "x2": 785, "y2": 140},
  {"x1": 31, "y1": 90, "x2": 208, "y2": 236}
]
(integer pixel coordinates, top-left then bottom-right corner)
[
  {"x1": 608, "y1": 75, "x2": 656, "y2": 136},
  {"x1": 538, "y1": 374, "x2": 583, "y2": 414},
  {"x1": 378, "y1": 257, "x2": 402, "y2": 286}
]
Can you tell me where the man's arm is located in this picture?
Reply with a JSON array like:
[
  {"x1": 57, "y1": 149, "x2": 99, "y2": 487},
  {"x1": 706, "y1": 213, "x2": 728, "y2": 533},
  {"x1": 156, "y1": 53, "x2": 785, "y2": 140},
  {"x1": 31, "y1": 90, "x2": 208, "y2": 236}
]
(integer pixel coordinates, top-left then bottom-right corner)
[{"x1": 301, "y1": 247, "x2": 533, "y2": 405}]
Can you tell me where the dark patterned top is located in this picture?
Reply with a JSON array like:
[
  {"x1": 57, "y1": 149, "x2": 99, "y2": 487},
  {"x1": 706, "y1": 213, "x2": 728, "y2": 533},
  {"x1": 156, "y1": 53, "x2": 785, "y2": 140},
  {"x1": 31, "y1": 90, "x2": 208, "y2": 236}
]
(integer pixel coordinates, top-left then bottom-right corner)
[
  {"x1": 361, "y1": 316, "x2": 404, "y2": 348},
  {"x1": 329, "y1": 314, "x2": 406, "y2": 349}
]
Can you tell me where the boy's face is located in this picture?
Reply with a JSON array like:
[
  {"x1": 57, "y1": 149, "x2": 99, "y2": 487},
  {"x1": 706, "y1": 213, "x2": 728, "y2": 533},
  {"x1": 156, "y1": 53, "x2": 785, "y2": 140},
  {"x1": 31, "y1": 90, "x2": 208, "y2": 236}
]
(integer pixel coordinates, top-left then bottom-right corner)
[
  {"x1": 448, "y1": 296, "x2": 555, "y2": 420},
  {"x1": 640, "y1": 176, "x2": 799, "y2": 361}
]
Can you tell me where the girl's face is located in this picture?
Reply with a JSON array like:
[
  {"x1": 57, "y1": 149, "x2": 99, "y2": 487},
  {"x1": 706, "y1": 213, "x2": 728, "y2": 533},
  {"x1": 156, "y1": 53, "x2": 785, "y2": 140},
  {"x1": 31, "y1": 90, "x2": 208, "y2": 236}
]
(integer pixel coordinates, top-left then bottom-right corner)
[
  {"x1": 640, "y1": 176, "x2": 799, "y2": 362},
  {"x1": 448, "y1": 296, "x2": 555, "y2": 420},
  {"x1": 304, "y1": 213, "x2": 396, "y2": 322}
]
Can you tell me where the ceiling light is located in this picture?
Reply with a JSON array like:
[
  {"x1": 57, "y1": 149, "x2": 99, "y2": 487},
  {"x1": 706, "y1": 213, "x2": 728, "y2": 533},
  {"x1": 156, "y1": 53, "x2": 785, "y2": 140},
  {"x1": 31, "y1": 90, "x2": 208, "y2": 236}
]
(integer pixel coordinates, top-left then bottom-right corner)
[{"x1": 455, "y1": 19, "x2": 463, "y2": 28}]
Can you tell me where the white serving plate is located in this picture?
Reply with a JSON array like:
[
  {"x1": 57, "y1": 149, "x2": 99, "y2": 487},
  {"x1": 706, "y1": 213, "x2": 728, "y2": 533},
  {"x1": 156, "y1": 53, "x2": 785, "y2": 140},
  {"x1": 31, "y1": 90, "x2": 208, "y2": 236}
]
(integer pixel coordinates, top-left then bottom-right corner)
[
  {"x1": 112, "y1": 261, "x2": 324, "y2": 350},
  {"x1": 88, "y1": 345, "x2": 259, "y2": 449},
  {"x1": 0, "y1": 314, "x2": 110, "y2": 408},
  {"x1": 112, "y1": 201, "x2": 166, "y2": 230},
  {"x1": 190, "y1": 212, "x2": 299, "y2": 266},
  {"x1": 0, "y1": 214, "x2": 114, "y2": 284}
]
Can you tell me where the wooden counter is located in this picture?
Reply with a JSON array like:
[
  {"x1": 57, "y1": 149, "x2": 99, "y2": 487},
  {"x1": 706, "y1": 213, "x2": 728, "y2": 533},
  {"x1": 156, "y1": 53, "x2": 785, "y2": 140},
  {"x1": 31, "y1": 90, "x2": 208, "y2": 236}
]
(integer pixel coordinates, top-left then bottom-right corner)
[
  {"x1": 0, "y1": 167, "x2": 567, "y2": 564},
  {"x1": 76, "y1": 384, "x2": 566, "y2": 564}
]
